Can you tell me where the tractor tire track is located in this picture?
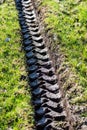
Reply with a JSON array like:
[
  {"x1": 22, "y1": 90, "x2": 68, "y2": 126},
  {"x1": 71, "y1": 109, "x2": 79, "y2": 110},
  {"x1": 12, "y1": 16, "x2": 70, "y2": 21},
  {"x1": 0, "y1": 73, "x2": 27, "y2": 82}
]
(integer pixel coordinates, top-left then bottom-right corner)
[{"x1": 15, "y1": 0, "x2": 74, "y2": 129}]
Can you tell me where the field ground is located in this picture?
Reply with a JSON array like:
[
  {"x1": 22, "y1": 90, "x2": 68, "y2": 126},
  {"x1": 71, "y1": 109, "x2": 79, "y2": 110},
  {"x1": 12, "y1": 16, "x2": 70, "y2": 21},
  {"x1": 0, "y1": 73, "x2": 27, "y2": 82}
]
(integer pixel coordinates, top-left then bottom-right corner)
[{"x1": 0, "y1": 0, "x2": 87, "y2": 129}]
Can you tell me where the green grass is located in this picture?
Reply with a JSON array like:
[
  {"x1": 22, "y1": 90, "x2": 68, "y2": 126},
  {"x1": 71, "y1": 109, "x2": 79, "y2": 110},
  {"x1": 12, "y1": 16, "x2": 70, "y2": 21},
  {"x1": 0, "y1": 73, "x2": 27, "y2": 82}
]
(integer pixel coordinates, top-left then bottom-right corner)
[
  {"x1": 0, "y1": 0, "x2": 34, "y2": 129},
  {"x1": 81, "y1": 111, "x2": 87, "y2": 117},
  {"x1": 41, "y1": 0, "x2": 87, "y2": 103}
]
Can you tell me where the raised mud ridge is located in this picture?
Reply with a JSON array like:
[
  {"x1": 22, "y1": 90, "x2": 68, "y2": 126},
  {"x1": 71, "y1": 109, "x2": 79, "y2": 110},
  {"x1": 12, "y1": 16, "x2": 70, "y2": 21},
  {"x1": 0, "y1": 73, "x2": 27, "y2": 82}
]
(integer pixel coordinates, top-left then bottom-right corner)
[{"x1": 15, "y1": 0, "x2": 74, "y2": 129}]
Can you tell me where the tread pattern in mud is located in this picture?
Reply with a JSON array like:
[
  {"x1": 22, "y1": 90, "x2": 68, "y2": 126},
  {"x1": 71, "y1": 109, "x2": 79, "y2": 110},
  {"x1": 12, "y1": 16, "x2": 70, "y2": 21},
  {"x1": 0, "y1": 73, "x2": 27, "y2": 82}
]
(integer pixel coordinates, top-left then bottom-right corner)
[{"x1": 15, "y1": 0, "x2": 71, "y2": 129}]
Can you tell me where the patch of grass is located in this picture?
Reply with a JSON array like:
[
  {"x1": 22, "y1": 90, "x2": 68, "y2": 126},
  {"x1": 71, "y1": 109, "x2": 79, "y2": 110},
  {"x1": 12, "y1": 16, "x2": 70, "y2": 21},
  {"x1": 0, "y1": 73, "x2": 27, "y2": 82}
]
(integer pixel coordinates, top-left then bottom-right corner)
[
  {"x1": 0, "y1": 0, "x2": 34, "y2": 129},
  {"x1": 41, "y1": 0, "x2": 87, "y2": 103},
  {"x1": 81, "y1": 112, "x2": 87, "y2": 117}
]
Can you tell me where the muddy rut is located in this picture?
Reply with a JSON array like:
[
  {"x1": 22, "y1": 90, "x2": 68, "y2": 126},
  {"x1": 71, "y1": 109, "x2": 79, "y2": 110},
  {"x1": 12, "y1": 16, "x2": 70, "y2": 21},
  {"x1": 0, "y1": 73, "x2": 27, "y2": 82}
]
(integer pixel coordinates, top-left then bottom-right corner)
[{"x1": 15, "y1": 0, "x2": 74, "y2": 129}]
